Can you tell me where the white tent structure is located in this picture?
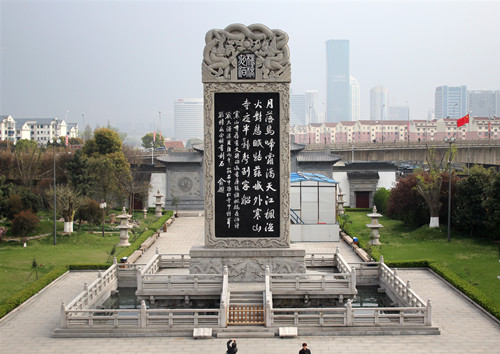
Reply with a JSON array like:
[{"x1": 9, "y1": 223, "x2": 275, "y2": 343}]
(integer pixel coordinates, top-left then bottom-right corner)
[{"x1": 290, "y1": 172, "x2": 340, "y2": 242}]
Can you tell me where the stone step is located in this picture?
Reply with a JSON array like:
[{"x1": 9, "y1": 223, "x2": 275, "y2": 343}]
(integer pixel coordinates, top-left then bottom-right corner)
[
  {"x1": 230, "y1": 291, "x2": 263, "y2": 305},
  {"x1": 216, "y1": 331, "x2": 275, "y2": 338},
  {"x1": 216, "y1": 327, "x2": 275, "y2": 338}
]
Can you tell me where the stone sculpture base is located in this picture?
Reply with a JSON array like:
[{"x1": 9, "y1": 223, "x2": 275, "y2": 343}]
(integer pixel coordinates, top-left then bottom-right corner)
[{"x1": 189, "y1": 245, "x2": 306, "y2": 282}]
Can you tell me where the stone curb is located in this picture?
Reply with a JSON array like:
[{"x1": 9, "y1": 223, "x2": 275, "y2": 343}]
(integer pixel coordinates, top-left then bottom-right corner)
[
  {"x1": 0, "y1": 270, "x2": 71, "y2": 324},
  {"x1": 426, "y1": 268, "x2": 500, "y2": 327}
]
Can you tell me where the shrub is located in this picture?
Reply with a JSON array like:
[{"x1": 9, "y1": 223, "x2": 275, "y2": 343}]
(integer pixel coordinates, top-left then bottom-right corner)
[
  {"x1": 11, "y1": 210, "x2": 39, "y2": 237},
  {"x1": 75, "y1": 198, "x2": 102, "y2": 231},
  {"x1": 373, "y1": 187, "x2": 391, "y2": 214},
  {"x1": 6, "y1": 194, "x2": 23, "y2": 220},
  {"x1": 18, "y1": 187, "x2": 42, "y2": 213},
  {"x1": 0, "y1": 226, "x2": 7, "y2": 241},
  {"x1": 386, "y1": 174, "x2": 429, "y2": 227}
]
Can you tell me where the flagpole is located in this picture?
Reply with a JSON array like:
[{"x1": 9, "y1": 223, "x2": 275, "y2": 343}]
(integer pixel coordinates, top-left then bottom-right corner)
[{"x1": 467, "y1": 113, "x2": 471, "y2": 172}]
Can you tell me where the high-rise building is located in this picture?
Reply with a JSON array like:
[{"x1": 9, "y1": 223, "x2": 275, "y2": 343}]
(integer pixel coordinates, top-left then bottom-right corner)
[
  {"x1": 305, "y1": 90, "x2": 320, "y2": 124},
  {"x1": 290, "y1": 94, "x2": 306, "y2": 126},
  {"x1": 326, "y1": 40, "x2": 350, "y2": 122},
  {"x1": 388, "y1": 106, "x2": 409, "y2": 121},
  {"x1": 174, "y1": 98, "x2": 203, "y2": 141},
  {"x1": 435, "y1": 85, "x2": 467, "y2": 119},
  {"x1": 370, "y1": 85, "x2": 389, "y2": 120},
  {"x1": 496, "y1": 91, "x2": 500, "y2": 116},
  {"x1": 468, "y1": 90, "x2": 499, "y2": 117},
  {"x1": 350, "y1": 76, "x2": 360, "y2": 121}
]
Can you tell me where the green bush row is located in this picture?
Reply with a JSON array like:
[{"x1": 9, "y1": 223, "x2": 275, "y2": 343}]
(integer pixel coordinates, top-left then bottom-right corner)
[
  {"x1": 381, "y1": 257, "x2": 500, "y2": 321},
  {"x1": 344, "y1": 207, "x2": 372, "y2": 212},
  {"x1": 0, "y1": 266, "x2": 68, "y2": 318},
  {"x1": 385, "y1": 260, "x2": 431, "y2": 268},
  {"x1": 115, "y1": 212, "x2": 172, "y2": 261},
  {"x1": 0, "y1": 212, "x2": 174, "y2": 320},
  {"x1": 69, "y1": 264, "x2": 111, "y2": 270},
  {"x1": 428, "y1": 261, "x2": 500, "y2": 321}
]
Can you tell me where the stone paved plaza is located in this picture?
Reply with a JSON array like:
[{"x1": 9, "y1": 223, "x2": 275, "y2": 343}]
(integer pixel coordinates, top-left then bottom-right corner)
[{"x1": 0, "y1": 215, "x2": 499, "y2": 353}]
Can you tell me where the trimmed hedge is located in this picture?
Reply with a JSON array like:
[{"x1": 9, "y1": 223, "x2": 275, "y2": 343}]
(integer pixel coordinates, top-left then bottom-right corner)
[
  {"x1": 345, "y1": 207, "x2": 372, "y2": 212},
  {"x1": 69, "y1": 263, "x2": 111, "y2": 270},
  {"x1": 378, "y1": 256, "x2": 500, "y2": 321},
  {"x1": 0, "y1": 211, "x2": 174, "y2": 320},
  {"x1": 0, "y1": 266, "x2": 68, "y2": 318},
  {"x1": 428, "y1": 261, "x2": 500, "y2": 321},
  {"x1": 115, "y1": 212, "x2": 172, "y2": 261},
  {"x1": 385, "y1": 260, "x2": 431, "y2": 268}
]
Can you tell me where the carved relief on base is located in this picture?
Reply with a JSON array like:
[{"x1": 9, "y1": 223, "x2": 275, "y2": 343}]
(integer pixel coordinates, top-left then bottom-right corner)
[{"x1": 190, "y1": 257, "x2": 305, "y2": 281}]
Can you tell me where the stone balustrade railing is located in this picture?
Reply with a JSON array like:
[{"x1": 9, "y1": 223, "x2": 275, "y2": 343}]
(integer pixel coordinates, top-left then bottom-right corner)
[
  {"x1": 65, "y1": 264, "x2": 118, "y2": 312},
  {"x1": 62, "y1": 305, "x2": 221, "y2": 329},
  {"x1": 270, "y1": 272, "x2": 355, "y2": 294},
  {"x1": 378, "y1": 261, "x2": 427, "y2": 308},
  {"x1": 137, "y1": 274, "x2": 223, "y2": 294},
  {"x1": 159, "y1": 254, "x2": 190, "y2": 268}
]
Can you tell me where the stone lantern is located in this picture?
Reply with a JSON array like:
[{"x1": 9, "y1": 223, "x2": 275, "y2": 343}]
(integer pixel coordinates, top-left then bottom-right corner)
[
  {"x1": 116, "y1": 207, "x2": 132, "y2": 247},
  {"x1": 153, "y1": 189, "x2": 164, "y2": 218},
  {"x1": 337, "y1": 188, "x2": 346, "y2": 215},
  {"x1": 366, "y1": 205, "x2": 383, "y2": 245}
]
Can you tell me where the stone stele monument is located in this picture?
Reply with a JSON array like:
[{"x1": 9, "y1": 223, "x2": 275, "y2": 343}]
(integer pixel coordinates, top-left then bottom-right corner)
[{"x1": 189, "y1": 23, "x2": 306, "y2": 281}]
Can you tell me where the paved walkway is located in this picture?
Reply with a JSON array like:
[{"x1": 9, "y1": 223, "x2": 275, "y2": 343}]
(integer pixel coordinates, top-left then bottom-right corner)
[{"x1": 0, "y1": 216, "x2": 498, "y2": 353}]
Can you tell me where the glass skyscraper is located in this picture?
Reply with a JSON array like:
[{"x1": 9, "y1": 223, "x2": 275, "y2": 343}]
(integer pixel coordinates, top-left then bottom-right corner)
[
  {"x1": 435, "y1": 86, "x2": 467, "y2": 119},
  {"x1": 174, "y1": 98, "x2": 203, "y2": 141},
  {"x1": 290, "y1": 94, "x2": 306, "y2": 126},
  {"x1": 326, "y1": 40, "x2": 350, "y2": 123}
]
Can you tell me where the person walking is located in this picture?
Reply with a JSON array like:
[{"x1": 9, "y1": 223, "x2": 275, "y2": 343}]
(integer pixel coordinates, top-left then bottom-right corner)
[
  {"x1": 299, "y1": 342, "x2": 311, "y2": 354},
  {"x1": 227, "y1": 339, "x2": 237, "y2": 354}
]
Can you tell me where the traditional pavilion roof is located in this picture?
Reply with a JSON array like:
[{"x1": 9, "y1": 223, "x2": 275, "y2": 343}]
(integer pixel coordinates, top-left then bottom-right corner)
[
  {"x1": 296, "y1": 151, "x2": 342, "y2": 163},
  {"x1": 156, "y1": 152, "x2": 203, "y2": 163}
]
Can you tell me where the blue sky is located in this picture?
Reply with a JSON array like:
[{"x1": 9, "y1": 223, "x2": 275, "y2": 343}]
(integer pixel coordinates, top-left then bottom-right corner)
[{"x1": 1, "y1": 0, "x2": 499, "y2": 142}]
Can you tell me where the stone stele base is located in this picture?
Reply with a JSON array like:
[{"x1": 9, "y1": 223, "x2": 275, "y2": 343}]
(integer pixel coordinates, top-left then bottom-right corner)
[{"x1": 189, "y1": 245, "x2": 306, "y2": 282}]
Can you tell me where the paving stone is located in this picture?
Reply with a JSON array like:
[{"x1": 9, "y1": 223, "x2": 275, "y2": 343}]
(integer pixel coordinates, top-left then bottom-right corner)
[{"x1": 0, "y1": 215, "x2": 499, "y2": 353}]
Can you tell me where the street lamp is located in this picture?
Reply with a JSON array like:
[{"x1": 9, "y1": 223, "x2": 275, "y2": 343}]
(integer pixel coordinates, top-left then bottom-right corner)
[
  {"x1": 151, "y1": 141, "x2": 154, "y2": 165},
  {"x1": 100, "y1": 200, "x2": 107, "y2": 237},
  {"x1": 50, "y1": 139, "x2": 57, "y2": 245},
  {"x1": 443, "y1": 136, "x2": 456, "y2": 242}
]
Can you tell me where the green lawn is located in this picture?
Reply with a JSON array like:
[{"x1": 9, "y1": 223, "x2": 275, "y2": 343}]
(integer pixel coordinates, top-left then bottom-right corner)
[
  {"x1": 345, "y1": 211, "x2": 500, "y2": 311},
  {"x1": 0, "y1": 228, "x2": 125, "y2": 304},
  {"x1": 0, "y1": 209, "x2": 168, "y2": 305}
]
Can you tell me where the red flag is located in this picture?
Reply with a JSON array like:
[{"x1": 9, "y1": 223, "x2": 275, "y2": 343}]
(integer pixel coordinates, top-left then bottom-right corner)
[
  {"x1": 457, "y1": 114, "x2": 469, "y2": 127},
  {"x1": 153, "y1": 130, "x2": 156, "y2": 143},
  {"x1": 65, "y1": 134, "x2": 69, "y2": 146}
]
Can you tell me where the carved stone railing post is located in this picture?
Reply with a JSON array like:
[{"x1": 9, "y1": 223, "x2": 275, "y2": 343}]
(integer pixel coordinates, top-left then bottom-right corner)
[
  {"x1": 425, "y1": 299, "x2": 432, "y2": 326},
  {"x1": 60, "y1": 302, "x2": 67, "y2": 328},
  {"x1": 346, "y1": 299, "x2": 353, "y2": 326},
  {"x1": 350, "y1": 266, "x2": 357, "y2": 292},
  {"x1": 136, "y1": 266, "x2": 143, "y2": 292},
  {"x1": 140, "y1": 300, "x2": 147, "y2": 328}
]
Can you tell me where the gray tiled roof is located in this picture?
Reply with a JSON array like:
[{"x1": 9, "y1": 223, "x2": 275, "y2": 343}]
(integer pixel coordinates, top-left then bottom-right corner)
[
  {"x1": 290, "y1": 142, "x2": 306, "y2": 151},
  {"x1": 334, "y1": 161, "x2": 397, "y2": 171},
  {"x1": 296, "y1": 152, "x2": 342, "y2": 163},
  {"x1": 14, "y1": 118, "x2": 58, "y2": 125},
  {"x1": 156, "y1": 153, "x2": 203, "y2": 163}
]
